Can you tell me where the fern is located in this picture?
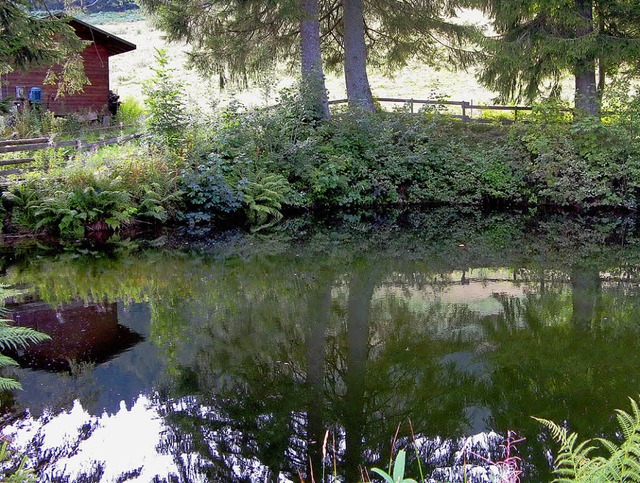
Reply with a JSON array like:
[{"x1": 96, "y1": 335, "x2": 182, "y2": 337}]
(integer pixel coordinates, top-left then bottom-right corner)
[
  {"x1": 241, "y1": 173, "x2": 290, "y2": 230},
  {"x1": 0, "y1": 288, "x2": 50, "y2": 392},
  {"x1": 0, "y1": 441, "x2": 37, "y2": 482},
  {"x1": 536, "y1": 396, "x2": 640, "y2": 482}
]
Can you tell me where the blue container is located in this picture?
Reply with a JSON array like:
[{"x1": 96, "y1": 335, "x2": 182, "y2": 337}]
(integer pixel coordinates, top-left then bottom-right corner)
[{"x1": 29, "y1": 87, "x2": 42, "y2": 103}]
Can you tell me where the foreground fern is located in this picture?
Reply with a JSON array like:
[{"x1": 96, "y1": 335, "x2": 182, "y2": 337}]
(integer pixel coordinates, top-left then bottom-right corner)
[
  {"x1": 536, "y1": 396, "x2": 640, "y2": 482},
  {"x1": 0, "y1": 304, "x2": 50, "y2": 391}
]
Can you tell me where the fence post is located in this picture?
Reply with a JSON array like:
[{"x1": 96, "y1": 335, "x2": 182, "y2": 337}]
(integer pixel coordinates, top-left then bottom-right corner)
[
  {"x1": 462, "y1": 101, "x2": 469, "y2": 122},
  {"x1": 514, "y1": 107, "x2": 518, "y2": 121},
  {"x1": 410, "y1": 98, "x2": 414, "y2": 114}
]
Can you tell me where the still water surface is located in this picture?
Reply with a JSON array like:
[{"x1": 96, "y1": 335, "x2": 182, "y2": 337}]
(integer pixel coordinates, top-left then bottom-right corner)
[{"x1": 2, "y1": 209, "x2": 640, "y2": 482}]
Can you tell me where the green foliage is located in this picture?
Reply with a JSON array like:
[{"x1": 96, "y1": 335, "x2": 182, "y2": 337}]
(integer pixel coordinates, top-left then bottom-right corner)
[
  {"x1": 3, "y1": 144, "x2": 182, "y2": 237},
  {"x1": 186, "y1": 93, "x2": 638, "y2": 214},
  {"x1": 178, "y1": 155, "x2": 242, "y2": 226},
  {"x1": 536, "y1": 396, "x2": 640, "y2": 482},
  {"x1": 0, "y1": 442, "x2": 36, "y2": 482},
  {"x1": 2, "y1": 105, "x2": 56, "y2": 139},
  {"x1": 206, "y1": 100, "x2": 529, "y2": 210},
  {"x1": 240, "y1": 172, "x2": 290, "y2": 229},
  {"x1": 4, "y1": 91, "x2": 640, "y2": 237},
  {"x1": 371, "y1": 450, "x2": 418, "y2": 483},
  {"x1": 0, "y1": 1, "x2": 85, "y2": 75},
  {"x1": 143, "y1": 48, "x2": 188, "y2": 152},
  {"x1": 31, "y1": 186, "x2": 135, "y2": 238},
  {"x1": 0, "y1": 297, "x2": 50, "y2": 392},
  {"x1": 116, "y1": 96, "x2": 146, "y2": 127},
  {"x1": 474, "y1": 0, "x2": 640, "y2": 110}
]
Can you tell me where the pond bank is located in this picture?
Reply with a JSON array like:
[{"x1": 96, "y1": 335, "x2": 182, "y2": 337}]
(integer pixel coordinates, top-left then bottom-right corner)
[
  {"x1": 2, "y1": 104, "x2": 640, "y2": 239},
  {"x1": 2, "y1": 209, "x2": 640, "y2": 481}
]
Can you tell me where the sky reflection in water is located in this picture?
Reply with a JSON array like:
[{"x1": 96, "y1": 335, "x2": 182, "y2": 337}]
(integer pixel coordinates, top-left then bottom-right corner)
[{"x1": 2, "y1": 210, "x2": 640, "y2": 482}]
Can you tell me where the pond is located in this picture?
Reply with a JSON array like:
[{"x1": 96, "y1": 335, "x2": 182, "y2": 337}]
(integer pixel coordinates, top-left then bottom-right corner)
[{"x1": 2, "y1": 208, "x2": 640, "y2": 482}]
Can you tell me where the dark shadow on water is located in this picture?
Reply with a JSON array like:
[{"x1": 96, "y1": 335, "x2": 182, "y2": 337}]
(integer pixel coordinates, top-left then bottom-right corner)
[{"x1": 7, "y1": 301, "x2": 144, "y2": 372}]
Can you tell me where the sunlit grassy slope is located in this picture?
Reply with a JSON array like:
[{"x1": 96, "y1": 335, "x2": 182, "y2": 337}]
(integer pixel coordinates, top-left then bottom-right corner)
[{"x1": 95, "y1": 10, "x2": 572, "y2": 112}]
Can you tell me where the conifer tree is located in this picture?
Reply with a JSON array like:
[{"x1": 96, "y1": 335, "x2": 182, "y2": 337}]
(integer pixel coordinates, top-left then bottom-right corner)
[
  {"x1": 140, "y1": 0, "x2": 476, "y2": 114},
  {"x1": 139, "y1": 0, "x2": 330, "y2": 120},
  {"x1": 326, "y1": 0, "x2": 477, "y2": 112},
  {"x1": 474, "y1": 0, "x2": 640, "y2": 117},
  {"x1": 0, "y1": 1, "x2": 84, "y2": 74},
  {"x1": 342, "y1": 0, "x2": 375, "y2": 110}
]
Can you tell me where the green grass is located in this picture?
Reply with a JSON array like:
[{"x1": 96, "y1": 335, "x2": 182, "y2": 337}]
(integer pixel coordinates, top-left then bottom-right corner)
[
  {"x1": 98, "y1": 12, "x2": 577, "y2": 113},
  {"x1": 78, "y1": 9, "x2": 145, "y2": 24}
]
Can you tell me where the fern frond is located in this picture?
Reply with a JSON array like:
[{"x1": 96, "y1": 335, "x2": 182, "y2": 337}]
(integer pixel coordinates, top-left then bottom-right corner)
[
  {"x1": 0, "y1": 376, "x2": 22, "y2": 391},
  {"x1": 601, "y1": 399, "x2": 640, "y2": 482},
  {"x1": 0, "y1": 324, "x2": 50, "y2": 351},
  {"x1": 534, "y1": 417, "x2": 569, "y2": 444},
  {"x1": 0, "y1": 354, "x2": 19, "y2": 368},
  {"x1": 537, "y1": 397, "x2": 640, "y2": 483}
]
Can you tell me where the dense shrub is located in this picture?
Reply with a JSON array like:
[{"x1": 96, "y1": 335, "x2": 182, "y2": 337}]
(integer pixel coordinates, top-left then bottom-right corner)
[
  {"x1": 3, "y1": 88, "x2": 640, "y2": 237},
  {"x1": 3, "y1": 145, "x2": 181, "y2": 238},
  {"x1": 202, "y1": 100, "x2": 530, "y2": 209},
  {"x1": 178, "y1": 155, "x2": 242, "y2": 226},
  {"x1": 194, "y1": 91, "x2": 640, "y2": 214}
]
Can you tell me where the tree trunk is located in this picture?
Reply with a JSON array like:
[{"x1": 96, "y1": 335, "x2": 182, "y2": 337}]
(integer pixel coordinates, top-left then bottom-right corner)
[
  {"x1": 571, "y1": 264, "x2": 601, "y2": 331},
  {"x1": 596, "y1": 58, "x2": 605, "y2": 104},
  {"x1": 305, "y1": 280, "x2": 332, "y2": 481},
  {"x1": 596, "y1": 13, "x2": 605, "y2": 104},
  {"x1": 574, "y1": 0, "x2": 599, "y2": 118},
  {"x1": 343, "y1": 267, "x2": 377, "y2": 483},
  {"x1": 300, "y1": 0, "x2": 330, "y2": 120},
  {"x1": 342, "y1": 0, "x2": 376, "y2": 111}
]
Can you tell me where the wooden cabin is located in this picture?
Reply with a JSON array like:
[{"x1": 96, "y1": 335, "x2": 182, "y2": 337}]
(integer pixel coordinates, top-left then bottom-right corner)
[
  {"x1": 8, "y1": 300, "x2": 144, "y2": 372},
  {"x1": 1, "y1": 18, "x2": 136, "y2": 118}
]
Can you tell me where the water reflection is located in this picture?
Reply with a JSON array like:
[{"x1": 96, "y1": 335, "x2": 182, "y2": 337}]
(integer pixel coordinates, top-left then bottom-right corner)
[
  {"x1": 8, "y1": 301, "x2": 143, "y2": 372},
  {"x1": 2, "y1": 210, "x2": 640, "y2": 481},
  {"x1": 7, "y1": 301, "x2": 162, "y2": 418}
]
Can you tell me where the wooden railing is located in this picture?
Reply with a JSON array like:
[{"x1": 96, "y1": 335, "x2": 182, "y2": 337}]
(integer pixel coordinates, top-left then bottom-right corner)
[
  {"x1": 328, "y1": 97, "x2": 573, "y2": 120},
  {"x1": 0, "y1": 127, "x2": 141, "y2": 177}
]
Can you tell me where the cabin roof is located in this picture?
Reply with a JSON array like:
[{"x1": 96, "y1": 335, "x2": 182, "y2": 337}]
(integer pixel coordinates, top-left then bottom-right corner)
[{"x1": 69, "y1": 17, "x2": 136, "y2": 56}]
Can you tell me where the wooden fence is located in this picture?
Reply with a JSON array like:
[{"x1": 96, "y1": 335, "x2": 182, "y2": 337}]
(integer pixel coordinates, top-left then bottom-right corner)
[
  {"x1": 328, "y1": 97, "x2": 572, "y2": 121},
  {"x1": 0, "y1": 128, "x2": 141, "y2": 177}
]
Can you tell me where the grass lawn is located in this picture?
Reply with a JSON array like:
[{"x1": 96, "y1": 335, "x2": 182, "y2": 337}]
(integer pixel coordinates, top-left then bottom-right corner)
[{"x1": 93, "y1": 10, "x2": 576, "y2": 113}]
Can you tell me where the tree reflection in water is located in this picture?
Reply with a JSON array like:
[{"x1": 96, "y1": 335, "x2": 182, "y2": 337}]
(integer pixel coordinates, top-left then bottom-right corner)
[{"x1": 2, "y1": 211, "x2": 640, "y2": 481}]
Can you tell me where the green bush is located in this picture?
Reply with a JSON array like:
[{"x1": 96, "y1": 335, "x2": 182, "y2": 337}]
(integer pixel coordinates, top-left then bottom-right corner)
[
  {"x1": 143, "y1": 48, "x2": 188, "y2": 153},
  {"x1": 204, "y1": 101, "x2": 530, "y2": 210},
  {"x1": 4, "y1": 88, "x2": 640, "y2": 237},
  {"x1": 116, "y1": 96, "x2": 146, "y2": 127},
  {"x1": 178, "y1": 154, "x2": 242, "y2": 226},
  {"x1": 3, "y1": 144, "x2": 182, "y2": 237}
]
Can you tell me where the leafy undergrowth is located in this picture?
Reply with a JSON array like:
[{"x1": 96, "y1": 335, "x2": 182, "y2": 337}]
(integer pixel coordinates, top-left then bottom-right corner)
[{"x1": 2, "y1": 85, "x2": 640, "y2": 239}]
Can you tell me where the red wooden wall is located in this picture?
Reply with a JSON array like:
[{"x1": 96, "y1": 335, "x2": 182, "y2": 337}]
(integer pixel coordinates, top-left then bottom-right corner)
[{"x1": 2, "y1": 42, "x2": 111, "y2": 116}]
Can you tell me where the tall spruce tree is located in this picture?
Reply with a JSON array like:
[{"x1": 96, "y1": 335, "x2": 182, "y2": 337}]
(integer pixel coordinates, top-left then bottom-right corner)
[
  {"x1": 301, "y1": 0, "x2": 330, "y2": 118},
  {"x1": 474, "y1": 0, "x2": 640, "y2": 117},
  {"x1": 325, "y1": 0, "x2": 477, "y2": 112},
  {"x1": 139, "y1": 0, "x2": 330, "y2": 120},
  {"x1": 140, "y1": 0, "x2": 476, "y2": 114},
  {"x1": 342, "y1": 0, "x2": 375, "y2": 110},
  {"x1": 0, "y1": 0, "x2": 84, "y2": 74}
]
